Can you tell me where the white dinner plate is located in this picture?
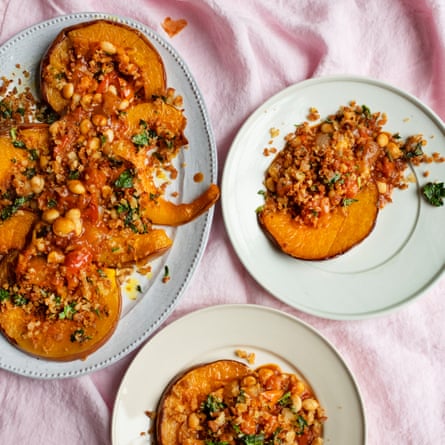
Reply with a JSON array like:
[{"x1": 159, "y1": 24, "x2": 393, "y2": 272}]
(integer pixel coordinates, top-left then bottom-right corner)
[
  {"x1": 112, "y1": 304, "x2": 366, "y2": 444},
  {"x1": 222, "y1": 76, "x2": 445, "y2": 320},
  {"x1": 0, "y1": 13, "x2": 217, "y2": 378}
]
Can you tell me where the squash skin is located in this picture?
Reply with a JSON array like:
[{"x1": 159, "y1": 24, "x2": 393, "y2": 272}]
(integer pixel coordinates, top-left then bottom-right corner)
[
  {"x1": 40, "y1": 19, "x2": 167, "y2": 113},
  {"x1": 258, "y1": 182, "x2": 379, "y2": 260},
  {"x1": 156, "y1": 360, "x2": 251, "y2": 445}
]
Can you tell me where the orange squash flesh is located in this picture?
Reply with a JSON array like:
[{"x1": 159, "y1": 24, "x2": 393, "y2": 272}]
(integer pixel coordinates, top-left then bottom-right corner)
[
  {"x1": 0, "y1": 211, "x2": 37, "y2": 255},
  {"x1": 141, "y1": 184, "x2": 220, "y2": 226},
  {"x1": 0, "y1": 256, "x2": 121, "y2": 361},
  {"x1": 40, "y1": 20, "x2": 166, "y2": 113},
  {"x1": 0, "y1": 125, "x2": 49, "y2": 189},
  {"x1": 258, "y1": 182, "x2": 379, "y2": 260},
  {"x1": 91, "y1": 228, "x2": 173, "y2": 268},
  {"x1": 156, "y1": 360, "x2": 251, "y2": 445}
]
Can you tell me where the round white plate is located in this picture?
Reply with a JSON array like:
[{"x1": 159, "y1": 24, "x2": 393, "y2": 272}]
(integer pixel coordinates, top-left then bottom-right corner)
[
  {"x1": 222, "y1": 76, "x2": 445, "y2": 320},
  {"x1": 112, "y1": 304, "x2": 366, "y2": 445},
  {"x1": 0, "y1": 13, "x2": 217, "y2": 378}
]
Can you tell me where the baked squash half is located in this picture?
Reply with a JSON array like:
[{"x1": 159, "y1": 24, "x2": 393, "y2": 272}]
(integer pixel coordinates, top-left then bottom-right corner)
[
  {"x1": 258, "y1": 182, "x2": 379, "y2": 260},
  {"x1": 0, "y1": 250, "x2": 121, "y2": 361},
  {"x1": 155, "y1": 359, "x2": 327, "y2": 445},
  {"x1": 41, "y1": 19, "x2": 166, "y2": 113}
]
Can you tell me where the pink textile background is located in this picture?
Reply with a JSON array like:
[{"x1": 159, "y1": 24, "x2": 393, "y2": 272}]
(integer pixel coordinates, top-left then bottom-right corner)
[{"x1": 0, "y1": 0, "x2": 444, "y2": 444}]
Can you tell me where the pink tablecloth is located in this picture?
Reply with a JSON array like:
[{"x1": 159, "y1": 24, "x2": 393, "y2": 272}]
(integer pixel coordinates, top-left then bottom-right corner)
[{"x1": 0, "y1": 1, "x2": 444, "y2": 444}]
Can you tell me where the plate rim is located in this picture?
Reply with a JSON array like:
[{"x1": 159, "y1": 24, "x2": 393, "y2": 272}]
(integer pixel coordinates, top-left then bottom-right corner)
[
  {"x1": 221, "y1": 74, "x2": 445, "y2": 320},
  {"x1": 0, "y1": 12, "x2": 217, "y2": 379},
  {"x1": 111, "y1": 303, "x2": 367, "y2": 444}
]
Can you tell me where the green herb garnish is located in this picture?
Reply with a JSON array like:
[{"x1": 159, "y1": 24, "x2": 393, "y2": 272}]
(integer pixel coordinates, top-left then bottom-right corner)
[
  {"x1": 422, "y1": 182, "x2": 445, "y2": 207},
  {"x1": 114, "y1": 170, "x2": 134, "y2": 189}
]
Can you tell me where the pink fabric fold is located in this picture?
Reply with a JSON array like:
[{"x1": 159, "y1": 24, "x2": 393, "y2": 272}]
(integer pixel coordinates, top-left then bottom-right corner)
[{"x1": 0, "y1": 0, "x2": 444, "y2": 444}]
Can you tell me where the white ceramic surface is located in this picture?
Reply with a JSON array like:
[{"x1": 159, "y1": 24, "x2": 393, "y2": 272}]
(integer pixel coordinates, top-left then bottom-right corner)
[
  {"x1": 0, "y1": 13, "x2": 217, "y2": 378},
  {"x1": 222, "y1": 76, "x2": 445, "y2": 319},
  {"x1": 112, "y1": 304, "x2": 366, "y2": 445}
]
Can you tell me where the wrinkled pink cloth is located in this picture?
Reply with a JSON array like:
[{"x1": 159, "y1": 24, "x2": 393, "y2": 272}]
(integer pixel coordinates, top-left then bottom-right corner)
[{"x1": 0, "y1": 0, "x2": 444, "y2": 444}]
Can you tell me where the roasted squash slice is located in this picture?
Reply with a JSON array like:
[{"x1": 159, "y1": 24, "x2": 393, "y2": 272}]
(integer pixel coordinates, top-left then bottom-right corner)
[
  {"x1": 141, "y1": 183, "x2": 220, "y2": 226},
  {"x1": 156, "y1": 360, "x2": 251, "y2": 445},
  {"x1": 156, "y1": 360, "x2": 326, "y2": 445},
  {"x1": 87, "y1": 227, "x2": 174, "y2": 268},
  {"x1": 258, "y1": 182, "x2": 379, "y2": 260},
  {"x1": 41, "y1": 19, "x2": 166, "y2": 113},
  {"x1": 0, "y1": 211, "x2": 37, "y2": 254},
  {"x1": 0, "y1": 125, "x2": 49, "y2": 189},
  {"x1": 0, "y1": 254, "x2": 121, "y2": 361}
]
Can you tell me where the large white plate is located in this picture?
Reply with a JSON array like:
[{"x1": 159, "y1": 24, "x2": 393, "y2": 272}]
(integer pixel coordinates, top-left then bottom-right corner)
[
  {"x1": 112, "y1": 304, "x2": 366, "y2": 444},
  {"x1": 222, "y1": 76, "x2": 445, "y2": 320},
  {"x1": 0, "y1": 13, "x2": 217, "y2": 378}
]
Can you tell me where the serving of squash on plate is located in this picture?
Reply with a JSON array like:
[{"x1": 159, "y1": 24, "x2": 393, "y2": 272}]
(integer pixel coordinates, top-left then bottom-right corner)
[
  {"x1": 258, "y1": 102, "x2": 437, "y2": 260},
  {"x1": 156, "y1": 359, "x2": 327, "y2": 445},
  {"x1": 0, "y1": 20, "x2": 219, "y2": 361}
]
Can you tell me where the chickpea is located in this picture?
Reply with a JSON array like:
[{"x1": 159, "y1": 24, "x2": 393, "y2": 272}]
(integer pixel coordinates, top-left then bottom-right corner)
[
  {"x1": 302, "y1": 398, "x2": 319, "y2": 411},
  {"x1": 80, "y1": 119, "x2": 93, "y2": 135},
  {"x1": 30, "y1": 175, "x2": 45, "y2": 194},
  {"x1": 103, "y1": 128, "x2": 114, "y2": 143},
  {"x1": 387, "y1": 141, "x2": 403, "y2": 159},
  {"x1": 53, "y1": 217, "x2": 75, "y2": 237},
  {"x1": 66, "y1": 208, "x2": 81, "y2": 221},
  {"x1": 376, "y1": 132, "x2": 389, "y2": 147},
  {"x1": 42, "y1": 208, "x2": 60, "y2": 223},
  {"x1": 291, "y1": 394, "x2": 302, "y2": 412},
  {"x1": 67, "y1": 179, "x2": 86, "y2": 195},
  {"x1": 294, "y1": 380, "x2": 306, "y2": 395},
  {"x1": 88, "y1": 137, "x2": 101, "y2": 150},
  {"x1": 92, "y1": 93, "x2": 103, "y2": 104},
  {"x1": 66, "y1": 208, "x2": 82, "y2": 236},
  {"x1": 118, "y1": 99, "x2": 130, "y2": 111},
  {"x1": 80, "y1": 94, "x2": 93, "y2": 108},
  {"x1": 320, "y1": 122, "x2": 333, "y2": 133},
  {"x1": 62, "y1": 82, "x2": 74, "y2": 99},
  {"x1": 100, "y1": 40, "x2": 117, "y2": 54},
  {"x1": 92, "y1": 114, "x2": 107, "y2": 127}
]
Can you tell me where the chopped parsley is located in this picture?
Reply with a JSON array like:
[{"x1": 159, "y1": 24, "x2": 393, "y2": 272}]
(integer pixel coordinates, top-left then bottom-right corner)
[
  {"x1": 422, "y1": 182, "x2": 445, "y2": 207},
  {"x1": 59, "y1": 302, "x2": 77, "y2": 320},
  {"x1": 295, "y1": 415, "x2": 308, "y2": 435},
  {"x1": 12, "y1": 294, "x2": 28, "y2": 306},
  {"x1": 0, "y1": 288, "x2": 10, "y2": 302},
  {"x1": 341, "y1": 197, "x2": 358, "y2": 207},
  {"x1": 277, "y1": 391, "x2": 292, "y2": 407},
  {"x1": 70, "y1": 329, "x2": 91, "y2": 343},
  {"x1": 131, "y1": 120, "x2": 157, "y2": 147},
  {"x1": 1, "y1": 196, "x2": 28, "y2": 220},
  {"x1": 361, "y1": 104, "x2": 371, "y2": 118},
  {"x1": 114, "y1": 169, "x2": 134, "y2": 189},
  {"x1": 201, "y1": 394, "x2": 226, "y2": 417},
  {"x1": 9, "y1": 127, "x2": 26, "y2": 148},
  {"x1": 404, "y1": 142, "x2": 424, "y2": 158}
]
